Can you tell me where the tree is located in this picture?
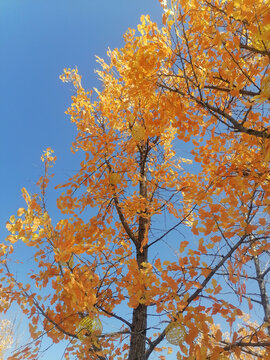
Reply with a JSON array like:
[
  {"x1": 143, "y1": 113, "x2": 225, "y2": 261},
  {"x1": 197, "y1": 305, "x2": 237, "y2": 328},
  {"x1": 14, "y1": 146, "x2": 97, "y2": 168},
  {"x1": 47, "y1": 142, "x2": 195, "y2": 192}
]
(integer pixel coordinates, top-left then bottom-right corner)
[
  {"x1": 2, "y1": 0, "x2": 270, "y2": 359},
  {"x1": 0, "y1": 297, "x2": 13, "y2": 360},
  {"x1": 0, "y1": 319, "x2": 13, "y2": 360}
]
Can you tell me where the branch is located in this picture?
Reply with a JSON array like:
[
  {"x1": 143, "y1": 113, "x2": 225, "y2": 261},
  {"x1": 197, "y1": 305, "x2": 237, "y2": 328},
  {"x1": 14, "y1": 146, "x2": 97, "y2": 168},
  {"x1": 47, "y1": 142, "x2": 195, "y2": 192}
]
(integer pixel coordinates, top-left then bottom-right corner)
[
  {"x1": 146, "y1": 205, "x2": 196, "y2": 249},
  {"x1": 103, "y1": 153, "x2": 138, "y2": 246},
  {"x1": 225, "y1": 341, "x2": 270, "y2": 348},
  {"x1": 261, "y1": 265, "x2": 270, "y2": 279},
  {"x1": 4, "y1": 263, "x2": 77, "y2": 339},
  {"x1": 203, "y1": 85, "x2": 259, "y2": 97},
  {"x1": 198, "y1": 100, "x2": 268, "y2": 139},
  {"x1": 240, "y1": 43, "x2": 270, "y2": 57},
  {"x1": 158, "y1": 81, "x2": 269, "y2": 139},
  {"x1": 145, "y1": 233, "x2": 248, "y2": 358},
  {"x1": 113, "y1": 195, "x2": 138, "y2": 246},
  {"x1": 253, "y1": 253, "x2": 270, "y2": 327},
  {"x1": 95, "y1": 305, "x2": 132, "y2": 329}
]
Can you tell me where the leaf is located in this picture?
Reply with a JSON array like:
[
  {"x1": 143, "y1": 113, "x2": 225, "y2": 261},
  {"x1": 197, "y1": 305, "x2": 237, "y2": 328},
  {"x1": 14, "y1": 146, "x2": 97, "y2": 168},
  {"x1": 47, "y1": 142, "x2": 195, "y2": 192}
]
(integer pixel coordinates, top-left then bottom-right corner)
[
  {"x1": 17, "y1": 208, "x2": 25, "y2": 217},
  {"x1": 263, "y1": 138, "x2": 270, "y2": 163},
  {"x1": 212, "y1": 278, "x2": 217, "y2": 288},
  {"x1": 9, "y1": 215, "x2": 16, "y2": 224},
  {"x1": 131, "y1": 124, "x2": 145, "y2": 142},
  {"x1": 179, "y1": 240, "x2": 189, "y2": 253},
  {"x1": 109, "y1": 172, "x2": 121, "y2": 185}
]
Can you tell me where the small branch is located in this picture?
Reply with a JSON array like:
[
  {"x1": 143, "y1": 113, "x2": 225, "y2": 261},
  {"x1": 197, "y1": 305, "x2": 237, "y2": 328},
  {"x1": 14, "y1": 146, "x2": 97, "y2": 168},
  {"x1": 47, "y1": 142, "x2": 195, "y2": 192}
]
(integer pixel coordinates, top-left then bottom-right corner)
[
  {"x1": 145, "y1": 233, "x2": 248, "y2": 358},
  {"x1": 203, "y1": 85, "x2": 259, "y2": 97},
  {"x1": 95, "y1": 305, "x2": 132, "y2": 329},
  {"x1": 113, "y1": 195, "x2": 138, "y2": 246},
  {"x1": 146, "y1": 205, "x2": 196, "y2": 249},
  {"x1": 240, "y1": 43, "x2": 270, "y2": 57}
]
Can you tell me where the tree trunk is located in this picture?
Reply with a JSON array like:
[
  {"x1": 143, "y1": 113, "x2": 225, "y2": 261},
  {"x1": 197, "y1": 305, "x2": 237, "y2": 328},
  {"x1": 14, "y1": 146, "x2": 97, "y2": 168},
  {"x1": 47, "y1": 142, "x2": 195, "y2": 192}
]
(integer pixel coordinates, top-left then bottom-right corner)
[
  {"x1": 128, "y1": 247, "x2": 148, "y2": 360},
  {"x1": 128, "y1": 303, "x2": 147, "y2": 360},
  {"x1": 128, "y1": 144, "x2": 149, "y2": 360},
  {"x1": 253, "y1": 254, "x2": 270, "y2": 335}
]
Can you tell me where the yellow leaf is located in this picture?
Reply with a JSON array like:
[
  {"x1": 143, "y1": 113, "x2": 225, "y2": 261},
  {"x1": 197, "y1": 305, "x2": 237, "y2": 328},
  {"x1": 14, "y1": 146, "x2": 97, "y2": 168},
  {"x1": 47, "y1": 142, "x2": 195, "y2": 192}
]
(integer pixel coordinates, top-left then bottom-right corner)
[
  {"x1": 263, "y1": 138, "x2": 270, "y2": 162},
  {"x1": 22, "y1": 187, "x2": 31, "y2": 204},
  {"x1": 17, "y1": 208, "x2": 25, "y2": 217},
  {"x1": 259, "y1": 218, "x2": 266, "y2": 226},
  {"x1": 131, "y1": 124, "x2": 145, "y2": 142},
  {"x1": 9, "y1": 215, "x2": 16, "y2": 223},
  {"x1": 212, "y1": 278, "x2": 217, "y2": 288},
  {"x1": 109, "y1": 172, "x2": 121, "y2": 185},
  {"x1": 179, "y1": 240, "x2": 189, "y2": 253},
  {"x1": 253, "y1": 75, "x2": 270, "y2": 103},
  {"x1": 6, "y1": 235, "x2": 17, "y2": 244}
]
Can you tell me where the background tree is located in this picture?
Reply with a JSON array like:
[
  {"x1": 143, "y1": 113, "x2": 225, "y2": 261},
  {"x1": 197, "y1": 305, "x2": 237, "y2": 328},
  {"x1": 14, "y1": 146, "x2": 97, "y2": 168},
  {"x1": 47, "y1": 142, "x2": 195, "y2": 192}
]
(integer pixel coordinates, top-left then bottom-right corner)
[
  {"x1": 0, "y1": 296, "x2": 13, "y2": 360},
  {"x1": 0, "y1": 319, "x2": 13, "y2": 360},
  {"x1": 2, "y1": 1, "x2": 270, "y2": 360}
]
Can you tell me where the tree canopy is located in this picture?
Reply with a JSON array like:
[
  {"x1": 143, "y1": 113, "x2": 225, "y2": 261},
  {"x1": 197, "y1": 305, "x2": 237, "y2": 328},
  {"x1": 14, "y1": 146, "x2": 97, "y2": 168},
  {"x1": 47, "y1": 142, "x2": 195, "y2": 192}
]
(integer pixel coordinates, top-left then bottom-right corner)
[{"x1": 2, "y1": 0, "x2": 270, "y2": 359}]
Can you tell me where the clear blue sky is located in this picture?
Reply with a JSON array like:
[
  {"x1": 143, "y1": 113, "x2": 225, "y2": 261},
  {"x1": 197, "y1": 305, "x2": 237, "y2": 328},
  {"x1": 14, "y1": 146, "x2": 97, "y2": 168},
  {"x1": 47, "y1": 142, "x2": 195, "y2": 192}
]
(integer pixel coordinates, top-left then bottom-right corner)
[
  {"x1": 0, "y1": 1, "x2": 171, "y2": 358},
  {"x1": 0, "y1": 0, "x2": 162, "y2": 227}
]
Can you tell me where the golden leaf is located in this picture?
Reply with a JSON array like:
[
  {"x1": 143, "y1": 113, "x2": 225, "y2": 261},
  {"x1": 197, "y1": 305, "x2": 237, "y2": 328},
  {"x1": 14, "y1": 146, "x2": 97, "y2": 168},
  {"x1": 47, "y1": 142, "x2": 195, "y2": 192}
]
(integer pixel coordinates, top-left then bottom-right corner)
[
  {"x1": 109, "y1": 172, "x2": 121, "y2": 185},
  {"x1": 131, "y1": 124, "x2": 145, "y2": 142},
  {"x1": 9, "y1": 215, "x2": 16, "y2": 224},
  {"x1": 263, "y1": 138, "x2": 270, "y2": 163}
]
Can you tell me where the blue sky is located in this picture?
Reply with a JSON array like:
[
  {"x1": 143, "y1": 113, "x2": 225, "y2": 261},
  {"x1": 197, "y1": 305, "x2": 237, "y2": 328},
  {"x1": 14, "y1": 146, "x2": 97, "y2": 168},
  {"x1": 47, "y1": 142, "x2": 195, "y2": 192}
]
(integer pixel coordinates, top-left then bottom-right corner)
[
  {"x1": 0, "y1": 0, "x2": 162, "y2": 227},
  {"x1": 0, "y1": 1, "x2": 170, "y2": 358}
]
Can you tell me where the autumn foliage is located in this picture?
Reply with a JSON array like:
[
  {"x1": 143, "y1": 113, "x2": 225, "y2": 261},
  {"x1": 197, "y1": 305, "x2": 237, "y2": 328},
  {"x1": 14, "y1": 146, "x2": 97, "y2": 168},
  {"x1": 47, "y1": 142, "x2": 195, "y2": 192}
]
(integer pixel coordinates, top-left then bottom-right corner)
[{"x1": 2, "y1": 0, "x2": 270, "y2": 359}]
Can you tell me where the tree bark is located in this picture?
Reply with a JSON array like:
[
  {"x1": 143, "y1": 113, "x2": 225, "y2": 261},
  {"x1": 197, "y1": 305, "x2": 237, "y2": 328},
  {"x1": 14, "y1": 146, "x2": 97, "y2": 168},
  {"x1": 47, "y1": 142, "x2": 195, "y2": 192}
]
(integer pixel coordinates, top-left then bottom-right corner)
[
  {"x1": 128, "y1": 144, "x2": 149, "y2": 360},
  {"x1": 128, "y1": 247, "x2": 148, "y2": 360},
  {"x1": 253, "y1": 254, "x2": 270, "y2": 335}
]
